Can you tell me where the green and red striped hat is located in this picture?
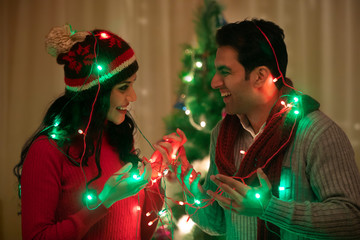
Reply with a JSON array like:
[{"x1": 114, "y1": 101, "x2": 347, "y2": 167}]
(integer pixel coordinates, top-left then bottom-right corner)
[{"x1": 46, "y1": 26, "x2": 138, "y2": 97}]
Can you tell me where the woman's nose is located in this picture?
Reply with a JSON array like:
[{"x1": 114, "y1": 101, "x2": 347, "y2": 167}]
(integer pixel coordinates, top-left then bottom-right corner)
[{"x1": 127, "y1": 86, "x2": 137, "y2": 102}]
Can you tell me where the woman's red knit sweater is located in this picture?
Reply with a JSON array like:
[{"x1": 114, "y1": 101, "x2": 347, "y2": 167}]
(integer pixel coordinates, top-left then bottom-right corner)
[{"x1": 21, "y1": 135, "x2": 163, "y2": 240}]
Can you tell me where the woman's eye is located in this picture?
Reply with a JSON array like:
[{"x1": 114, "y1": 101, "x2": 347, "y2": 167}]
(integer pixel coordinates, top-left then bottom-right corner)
[{"x1": 118, "y1": 85, "x2": 129, "y2": 91}]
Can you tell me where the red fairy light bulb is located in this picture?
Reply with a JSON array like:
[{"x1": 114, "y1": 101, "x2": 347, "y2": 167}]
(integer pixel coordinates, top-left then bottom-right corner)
[{"x1": 100, "y1": 32, "x2": 110, "y2": 39}]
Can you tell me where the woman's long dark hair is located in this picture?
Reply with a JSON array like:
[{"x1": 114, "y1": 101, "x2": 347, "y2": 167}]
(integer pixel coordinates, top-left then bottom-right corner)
[{"x1": 13, "y1": 84, "x2": 141, "y2": 198}]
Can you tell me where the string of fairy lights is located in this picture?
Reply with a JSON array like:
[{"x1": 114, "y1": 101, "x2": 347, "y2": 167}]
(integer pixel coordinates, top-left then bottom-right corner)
[
  {"x1": 22, "y1": 22, "x2": 308, "y2": 238},
  {"x1": 152, "y1": 22, "x2": 307, "y2": 237}
]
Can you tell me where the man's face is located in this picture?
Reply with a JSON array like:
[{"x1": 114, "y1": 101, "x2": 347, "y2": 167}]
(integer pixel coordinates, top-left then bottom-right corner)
[{"x1": 211, "y1": 46, "x2": 256, "y2": 115}]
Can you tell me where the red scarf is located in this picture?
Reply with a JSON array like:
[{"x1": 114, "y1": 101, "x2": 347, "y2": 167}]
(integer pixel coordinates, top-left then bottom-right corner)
[{"x1": 215, "y1": 85, "x2": 319, "y2": 239}]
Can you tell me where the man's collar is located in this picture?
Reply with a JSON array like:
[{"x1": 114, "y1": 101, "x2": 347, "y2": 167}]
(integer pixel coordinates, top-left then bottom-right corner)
[{"x1": 237, "y1": 114, "x2": 265, "y2": 139}]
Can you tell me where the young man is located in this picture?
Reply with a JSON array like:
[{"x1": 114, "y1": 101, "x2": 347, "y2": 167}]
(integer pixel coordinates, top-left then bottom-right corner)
[{"x1": 175, "y1": 19, "x2": 360, "y2": 239}]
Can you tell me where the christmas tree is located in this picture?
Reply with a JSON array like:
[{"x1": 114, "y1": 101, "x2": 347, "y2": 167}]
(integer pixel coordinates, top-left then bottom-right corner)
[
  {"x1": 155, "y1": 1, "x2": 227, "y2": 239},
  {"x1": 164, "y1": 0, "x2": 226, "y2": 163}
]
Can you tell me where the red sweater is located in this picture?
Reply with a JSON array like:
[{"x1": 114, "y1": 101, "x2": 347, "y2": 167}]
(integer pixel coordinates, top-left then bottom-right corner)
[{"x1": 21, "y1": 135, "x2": 163, "y2": 240}]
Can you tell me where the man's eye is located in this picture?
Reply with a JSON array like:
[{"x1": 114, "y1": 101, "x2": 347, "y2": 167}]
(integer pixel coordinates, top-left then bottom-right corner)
[{"x1": 221, "y1": 71, "x2": 230, "y2": 76}]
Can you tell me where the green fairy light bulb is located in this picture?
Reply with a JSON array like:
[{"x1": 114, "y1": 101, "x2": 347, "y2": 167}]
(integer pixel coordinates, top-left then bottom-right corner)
[
  {"x1": 158, "y1": 209, "x2": 167, "y2": 217},
  {"x1": 53, "y1": 116, "x2": 61, "y2": 127},
  {"x1": 183, "y1": 74, "x2": 193, "y2": 83},
  {"x1": 195, "y1": 61, "x2": 203, "y2": 68},
  {"x1": 132, "y1": 174, "x2": 141, "y2": 180},
  {"x1": 83, "y1": 189, "x2": 98, "y2": 206},
  {"x1": 18, "y1": 184, "x2": 21, "y2": 198}
]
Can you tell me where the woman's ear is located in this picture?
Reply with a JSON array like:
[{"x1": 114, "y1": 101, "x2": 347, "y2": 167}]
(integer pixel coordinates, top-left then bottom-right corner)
[{"x1": 252, "y1": 66, "x2": 271, "y2": 88}]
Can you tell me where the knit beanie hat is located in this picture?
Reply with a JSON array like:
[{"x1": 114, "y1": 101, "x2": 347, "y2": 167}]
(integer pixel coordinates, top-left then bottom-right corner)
[{"x1": 45, "y1": 25, "x2": 138, "y2": 98}]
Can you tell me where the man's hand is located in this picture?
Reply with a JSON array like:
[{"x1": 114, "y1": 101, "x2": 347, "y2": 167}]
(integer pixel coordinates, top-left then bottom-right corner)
[
  {"x1": 175, "y1": 164, "x2": 203, "y2": 199},
  {"x1": 207, "y1": 168, "x2": 272, "y2": 217}
]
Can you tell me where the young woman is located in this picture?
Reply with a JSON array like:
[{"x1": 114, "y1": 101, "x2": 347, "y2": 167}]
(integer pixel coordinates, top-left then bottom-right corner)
[{"x1": 13, "y1": 25, "x2": 170, "y2": 240}]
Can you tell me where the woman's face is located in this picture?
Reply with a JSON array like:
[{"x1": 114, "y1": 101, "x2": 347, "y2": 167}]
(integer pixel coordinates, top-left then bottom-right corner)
[{"x1": 107, "y1": 73, "x2": 137, "y2": 125}]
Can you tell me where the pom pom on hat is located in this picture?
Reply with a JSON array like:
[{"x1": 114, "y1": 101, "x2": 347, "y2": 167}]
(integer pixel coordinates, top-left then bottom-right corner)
[
  {"x1": 45, "y1": 25, "x2": 138, "y2": 98},
  {"x1": 45, "y1": 25, "x2": 90, "y2": 57}
]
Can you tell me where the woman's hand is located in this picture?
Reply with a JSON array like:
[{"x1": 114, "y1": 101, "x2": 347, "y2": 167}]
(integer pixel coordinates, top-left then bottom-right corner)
[
  {"x1": 161, "y1": 128, "x2": 187, "y2": 164},
  {"x1": 149, "y1": 128, "x2": 189, "y2": 178},
  {"x1": 98, "y1": 162, "x2": 152, "y2": 208}
]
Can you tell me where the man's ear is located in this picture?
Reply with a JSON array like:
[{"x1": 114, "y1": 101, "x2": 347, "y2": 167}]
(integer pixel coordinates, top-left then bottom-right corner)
[{"x1": 252, "y1": 66, "x2": 271, "y2": 88}]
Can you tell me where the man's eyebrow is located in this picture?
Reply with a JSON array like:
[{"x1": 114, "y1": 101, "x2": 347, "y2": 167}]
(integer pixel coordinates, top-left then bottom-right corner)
[{"x1": 216, "y1": 65, "x2": 231, "y2": 71}]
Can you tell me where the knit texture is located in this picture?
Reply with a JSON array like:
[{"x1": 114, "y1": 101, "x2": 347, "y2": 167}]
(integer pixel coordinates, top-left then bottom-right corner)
[
  {"x1": 215, "y1": 89, "x2": 320, "y2": 239},
  {"x1": 46, "y1": 26, "x2": 138, "y2": 98},
  {"x1": 187, "y1": 110, "x2": 360, "y2": 239},
  {"x1": 21, "y1": 135, "x2": 162, "y2": 240}
]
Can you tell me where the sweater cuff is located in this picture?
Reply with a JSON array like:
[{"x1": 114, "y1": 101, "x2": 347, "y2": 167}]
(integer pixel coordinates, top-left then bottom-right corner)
[
  {"x1": 69, "y1": 204, "x2": 109, "y2": 239},
  {"x1": 260, "y1": 195, "x2": 282, "y2": 221}
]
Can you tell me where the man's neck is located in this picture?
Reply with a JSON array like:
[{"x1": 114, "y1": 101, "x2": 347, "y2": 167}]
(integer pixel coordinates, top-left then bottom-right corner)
[
  {"x1": 246, "y1": 94, "x2": 279, "y2": 134},
  {"x1": 246, "y1": 111, "x2": 269, "y2": 134}
]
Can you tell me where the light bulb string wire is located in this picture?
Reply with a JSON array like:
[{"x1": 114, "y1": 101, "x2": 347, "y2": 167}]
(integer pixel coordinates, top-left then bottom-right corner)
[
  {"x1": 78, "y1": 32, "x2": 102, "y2": 210},
  {"x1": 124, "y1": 91, "x2": 300, "y2": 230},
  {"x1": 179, "y1": 104, "x2": 298, "y2": 217},
  {"x1": 254, "y1": 24, "x2": 289, "y2": 90},
  {"x1": 41, "y1": 30, "x2": 101, "y2": 209},
  {"x1": 45, "y1": 31, "x2": 104, "y2": 137},
  {"x1": 141, "y1": 23, "x2": 305, "y2": 235},
  {"x1": 39, "y1": 30, "x2": 173, "y2": 232},
  {"x1": 133, "y1": 123, "x2": 178, "y2": 236}
]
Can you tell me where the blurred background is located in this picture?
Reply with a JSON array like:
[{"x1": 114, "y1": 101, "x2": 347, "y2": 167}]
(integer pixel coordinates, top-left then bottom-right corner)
[{"x1": 1, "y1": 0, "x2": 359, "y2": 239}]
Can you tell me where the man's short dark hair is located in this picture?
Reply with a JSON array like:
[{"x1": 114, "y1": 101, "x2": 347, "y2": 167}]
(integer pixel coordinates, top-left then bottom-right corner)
[{"x1": 216, "y1": 19, "x2": 288, "y2": 89}]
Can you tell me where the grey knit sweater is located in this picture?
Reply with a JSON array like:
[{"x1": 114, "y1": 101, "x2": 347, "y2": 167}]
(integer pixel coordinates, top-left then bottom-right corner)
[{"x1": 187, "y1": 110, "x2": 360, "y2": 239}]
